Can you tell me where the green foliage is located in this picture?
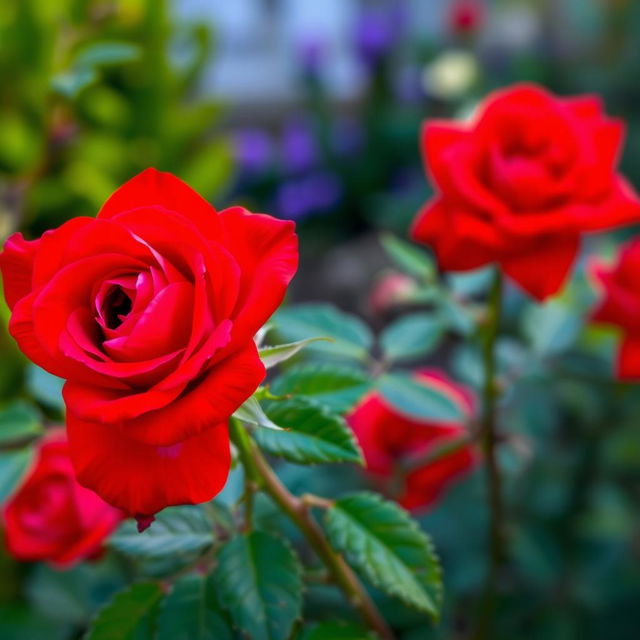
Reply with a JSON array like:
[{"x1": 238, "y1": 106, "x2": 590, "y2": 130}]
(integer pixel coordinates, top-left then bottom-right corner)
[
  {"x1": 85, "y1": 582, "x2": 162, "y2": 640},
  {"x1": 254, "y1": 399, "x2": 364, "y2": 465},
  {"x1": 214, "y1": 531, "x2": 304, "y2": 640},
  {"x1": 0, "y1": 401, "x2": 42, "y2": 446},
  {"x1": 380, "y1": 312, "x2": 445, "y2": 363},
  {"x1": 156, "y1": 575, "x2": 231, "y2": 640},
  {"x1": 270, "y1": 363, "x2": 372, "y2": 413},
  {"x1": 0, "y1": 447, "x2": 34, "y2": 503},
  {"x1": 110, "y1": 506, "x2": 221, "y2": 578},
  {"x1": 377, "y1": 373, "x2": 465, "y2": 422},
  {"x1": 259, "y1": 338, "x2": 330, "y2": 369},
  {"x1": 26, "y1": 366, "x2": 64, "y2": 411},
  {"x1": 300, "y1": 621, "x2": 377, "y2": 640},
  {"x1": 233, "y1": 397, "x2": 282, "y2": 431},
  {"x1": 324, "y1": 493, "x2": 442, "y2": 619},
  {"x1": 379, "y1": 233, "x2": 436, "y2": 281},
  {"x1": 275, "y1": 304, "x2": 373, "y2": 362}
]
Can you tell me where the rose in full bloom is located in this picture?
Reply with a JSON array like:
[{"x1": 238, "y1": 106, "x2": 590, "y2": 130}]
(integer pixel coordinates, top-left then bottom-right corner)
[
  {"x1": 590, "y1": 238, "x2": 640, "y2": 380},
  {"x1": 347, "y1": 370, "x2": 478, "y2": 511},
  {"x1": 412, "y1": 84, "x2": 640, "y2": 300},
  {"x1": 0, "y1": 169, "x2": 298, "y2": 518},
  {"x1": 3, "y1": 429, "x2": 123, "y2": 566}
]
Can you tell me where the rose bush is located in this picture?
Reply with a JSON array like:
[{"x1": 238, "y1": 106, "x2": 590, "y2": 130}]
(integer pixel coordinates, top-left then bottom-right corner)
[
  {"x1": 0, "y1": 169, "x2": 298, "y2": 519},
  {"x1": 412, "y1": 84, "x2": 640, "y2": 300},
  {"x1": 591, "y1": 238, "x2": 640, "y2": 380},
  {"x1": 3, "y1": 429, "x2": 123, "y2": 566},
  {"x1": 347, "y1": 369, "x2": 478, "y2": 511}
]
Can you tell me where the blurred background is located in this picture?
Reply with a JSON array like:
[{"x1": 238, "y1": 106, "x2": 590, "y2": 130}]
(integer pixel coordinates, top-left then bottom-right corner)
[{"x1": 1, "y1": 1, "x2": 640, "y2": 639}]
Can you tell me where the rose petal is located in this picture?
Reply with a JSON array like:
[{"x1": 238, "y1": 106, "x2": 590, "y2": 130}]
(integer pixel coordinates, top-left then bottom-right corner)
[{"x1": 0, "y1": 233, "x2": 40, "y2": 310}]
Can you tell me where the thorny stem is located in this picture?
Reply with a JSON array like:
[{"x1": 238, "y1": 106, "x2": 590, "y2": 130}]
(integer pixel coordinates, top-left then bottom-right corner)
[
  {"x1": 473, "y1": 270, "x2": 506, "y2": 640},
  {"x1": 229, "y1": 419, "x2": 395, "y2": 640}
]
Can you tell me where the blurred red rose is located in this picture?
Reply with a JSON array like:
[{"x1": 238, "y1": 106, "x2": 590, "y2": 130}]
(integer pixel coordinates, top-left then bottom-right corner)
[
  {"x1": 3, "y1": 429, "x2": 123, "y2": 567},
  {"x1": 369, "y1": 271, "x2": 417, "y2": 314},
  {"x1": 0, "y1": 169, "x2": 298, "y2": 518},
  {"x1": 347, "y1": 370, "x2": 478, "y2": 511},
  {"x1": 448, "y1": 0, "x2": 485, "y2": 36},
  {"x1": 591, "y1": 239, "x2": 640, "y2": 380},
  {"x1": 412, "y1": 84, "x2": 640, "y2": 300}
]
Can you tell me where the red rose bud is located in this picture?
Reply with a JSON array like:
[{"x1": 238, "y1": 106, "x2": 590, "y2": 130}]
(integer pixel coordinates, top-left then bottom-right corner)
[
  {"x1": 0, "y1": 169, "x2": 299, "y2": 517},
  {"x1": 369, "y1": 271, "x2": 417, "y2": 314},
  {"x1": 449, "y1": 0, "x2": 485, "y2": 36},
  {"x1": 3, "y1": 429, "x2": 123, "y2": 567},
  {"x1": 590, "y1": 239, "x2": 640, "y2": 380},
  {"x1": 347, "y1": 369, "x2": 478, "y2": 511},
  {"x1": 412, "y1": 83, "x2": 640, "y2": 300}
]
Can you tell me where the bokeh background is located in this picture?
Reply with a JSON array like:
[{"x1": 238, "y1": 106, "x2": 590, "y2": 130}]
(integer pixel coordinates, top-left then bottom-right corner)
[{"x1": 1, "y1": 1, "x2": 640, "y2": 639}]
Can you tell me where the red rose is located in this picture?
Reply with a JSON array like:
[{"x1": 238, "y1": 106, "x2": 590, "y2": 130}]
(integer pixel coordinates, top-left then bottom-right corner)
[
  {"x1": 3, "y1": 429, "x2": 123, "y2": 567},
  {"x1": 0, "y1": 169, "x2": 298, "y2": 518},
  {"x1": 591, "y1": 239, "x2": 640, "y2": 380},
  {"x1": 448, "y1": 0, "x2": 485, "y2": 36},
  {"x1": 347, "y1": 369, "x2": 478, "y2": 511},
  {"x1": 412, "y1": 84, "x2": 640, "y2": 300}
]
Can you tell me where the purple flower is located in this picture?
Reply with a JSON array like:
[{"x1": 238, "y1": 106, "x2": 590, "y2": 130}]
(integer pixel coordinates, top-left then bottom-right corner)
[
  {"x1": 354, "y1": 1, "x2": 406, "y2": 64},
  {"x1": 275, "y1": 171, "x2": 343, "y2": 220},
  {"x1": 281, "y1": 117, "x2": 318, "y2": 174},
  {"x1": 232, "y1": 129, "x2": 273, "y2": 175}
]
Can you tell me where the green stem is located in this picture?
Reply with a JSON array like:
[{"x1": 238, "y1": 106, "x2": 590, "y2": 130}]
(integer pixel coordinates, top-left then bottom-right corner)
[
  {"x1": 229, "y1": 420, "x2": 395, "y2": 640},
  {"x1": 474, "y1": 270, "x2": 505, "y2": 640}
]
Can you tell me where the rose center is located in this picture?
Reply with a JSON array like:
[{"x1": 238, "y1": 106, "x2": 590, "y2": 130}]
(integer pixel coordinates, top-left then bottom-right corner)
[{"x1": 102, "y1": 285, "x2": 132, "y2": 330}]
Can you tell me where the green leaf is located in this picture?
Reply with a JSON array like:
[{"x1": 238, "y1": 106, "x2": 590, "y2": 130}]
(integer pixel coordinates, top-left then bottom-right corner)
[
  {"x1": 380, "y1": 233, "x2": 435, "y2": 280},
  {"x1": 259, "y1": 338, "x2": 330, "y2": 369},
  {"x1": 51, "y1": 68, "x2": 98, "y2": 99},
  {"x1": 300, "y1": 621, "x2": 376, "y2": 640},
  {"x1": 254, "y1": 399, "x2": 363, "y2": 465},
  {"x1": 157, "y1": 574, "x2": 231, "y2": 640},
  {"x1": 378, "y1": 373, "x2": 464, "y2": 422},
  {"x1": 270, "y1": 363, "x2": 371, "y2": 413},
  {"x1": 523, "y1": 301, "x2": 582, "y2": 356},
  {"x1": 233, "y1": 396, "x2": 282, "y2": 431},
  {"x1": 0, "y1": 447, "x2": 34, "y2": 503},
  {"x1": 85, "y1": 582, "x2": 162, "y2": 640},
  {"x1": 110, "y1": 506, "x2": 214, "y2": 577},
  {"x1": 27, "y1": 365, "x2": 64, "y2": 411},
  {"x1": 214, "y1": 531, "x2": 303, "y2": 640},
  {"x1": 75, "y1": 42, "x2": 141, "y2": 68},
  {"x1": 380, "y1": 313, "x2": 445, "y2": 363},
  {"x1": 275, "y1": 304, "x2": 373, "y2": 362},
  {"x1": 0, "y1": 401, "x2": 43, "y2": 446},
  {"x1": 323, "y1": 492, "x2": 442, "y2": 618}
]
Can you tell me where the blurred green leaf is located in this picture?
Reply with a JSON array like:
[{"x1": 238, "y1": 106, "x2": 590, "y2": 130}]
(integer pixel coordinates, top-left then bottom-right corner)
[
  {"x1": 377, "y1": 373, "x2": 465, "y2": 422},
  {"x1": 27, "y1": 365, "x2": 64, "y2": 411},
  {"x1": 51, "y1": 68, "x2": 98, "y2": 99},
  {"x1": 0, "y1": 447, "x2": 34, "y2": 503},
  {"x1": 75, "y1": 42, "x2": 141, "y2": 68},
  {"x1": 214, "y1": 531, "x2": 303, "y2": 640},
  {"x1": 523, "y1": 302, "x2": 582, "y2": 357},
  {"x1": 380, "y1": 233, "x2": 435, "y2": 281},
  {"x1": 0, "y1": 401, "x2": 42, "y2": 446},
  {"x1": 233, "y1": 396, "x2": 282, "y2": 431},
  {"x1": 380, "y1": 312, "x2": 445, "y2": 363},
  {"x1": 275, "y1": 304, "x2": 373, "y2": 362},
  {"x1": 323, "y1": 492, "x2": 442, "y2": 618},
  {"x1": 300, "y1": 621, "x2": 376, "y2": 640},
  {"x1": 270, "y1": 363, "x2": 371, "y2": 413},
  {"x1": 255, "y1": 399, "x2": 363, "y2": 465},
  {"x1": 259, "y1": 338, "x2": 330, "y2": 369},
  {"x1": 157, "y1": 574, "x2": 231, "y2": 640},
  {"x1": 85, "y1": 582, "x2": 162, "y2": 640}
]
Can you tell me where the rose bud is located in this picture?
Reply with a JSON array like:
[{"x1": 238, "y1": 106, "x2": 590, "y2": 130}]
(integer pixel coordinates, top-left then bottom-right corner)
[
  {"x1": 590, "y1": 239, "x2": 640, "y2": 380},
  {"x1": 448, "y1": 0, "x2": 485, "y2": 37},
  {"x1": 3, "y1": 429, "x2": 123, "y2": 567},
  {"x1": 412, "y1": 84, "x2": 640, "y2": 300},
  {"x1": 0, "y1": 169, "x2": 298, "y2": 522},
  {"x1": 369, "y1": 271, "x2": 417, "y2": 314},
  {"x1": 347, "y1": 369, "x2": 478, "y2": 511}
]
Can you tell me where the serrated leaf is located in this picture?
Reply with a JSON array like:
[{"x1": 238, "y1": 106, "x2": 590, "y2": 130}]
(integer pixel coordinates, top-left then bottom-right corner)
[
  {"x1": 259, "y1": 337, "x2": 330, "y2": 369},
  {"x1": 255, "y1": 399, "x2": 363, "y2": 465},
  {"x1": 274, "y1": 304, "x2": 373, "y2": 362},
  {"x1": 0, "y1": 401, "x2": 43, "y2": 446},
  {"x1": 215, "y1": 531, "x2": 303, "y2": 640},
  {"x1": 233, "y1": 397, "x2": 282, "y2": 430},
  {"x1": 0, "y1": 447, "x2": 34, "y2": 502},
  {"x1": 380, "y1": 233, "x2": 435, "y2": 280},
  {"x1": 157, "y1": 574, "x2": 231, "y2": 640},
  {"x1": 323, "y1": 493, "x2": 442, "y2": 618},
  {"x1": 380, "y1": 313, "x2": 445, "y2": 363},
  {"x1": 378, "y1": 373, "x2": 464, "y2": 422},
  {"x1": 85, "y1": 582, "x2": 162, "y2": 640},
  {"x1": 300, "y1": 621, "x2": 376, "y2": 640},
  {"x1": 270, "y1": 363, "x2": 371, "y2": 413},
  {"x1": 110, "y1": 506, "x2": 214, "y2": 577}
]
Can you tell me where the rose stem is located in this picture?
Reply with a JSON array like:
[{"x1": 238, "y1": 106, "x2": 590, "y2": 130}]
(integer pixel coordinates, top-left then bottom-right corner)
[
  {"x1": 474, "y1": 269, "x2": 506, "y2": 639},
  {"x1": 229, "y1": 419, "x2": 395, "y2": 640}
]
